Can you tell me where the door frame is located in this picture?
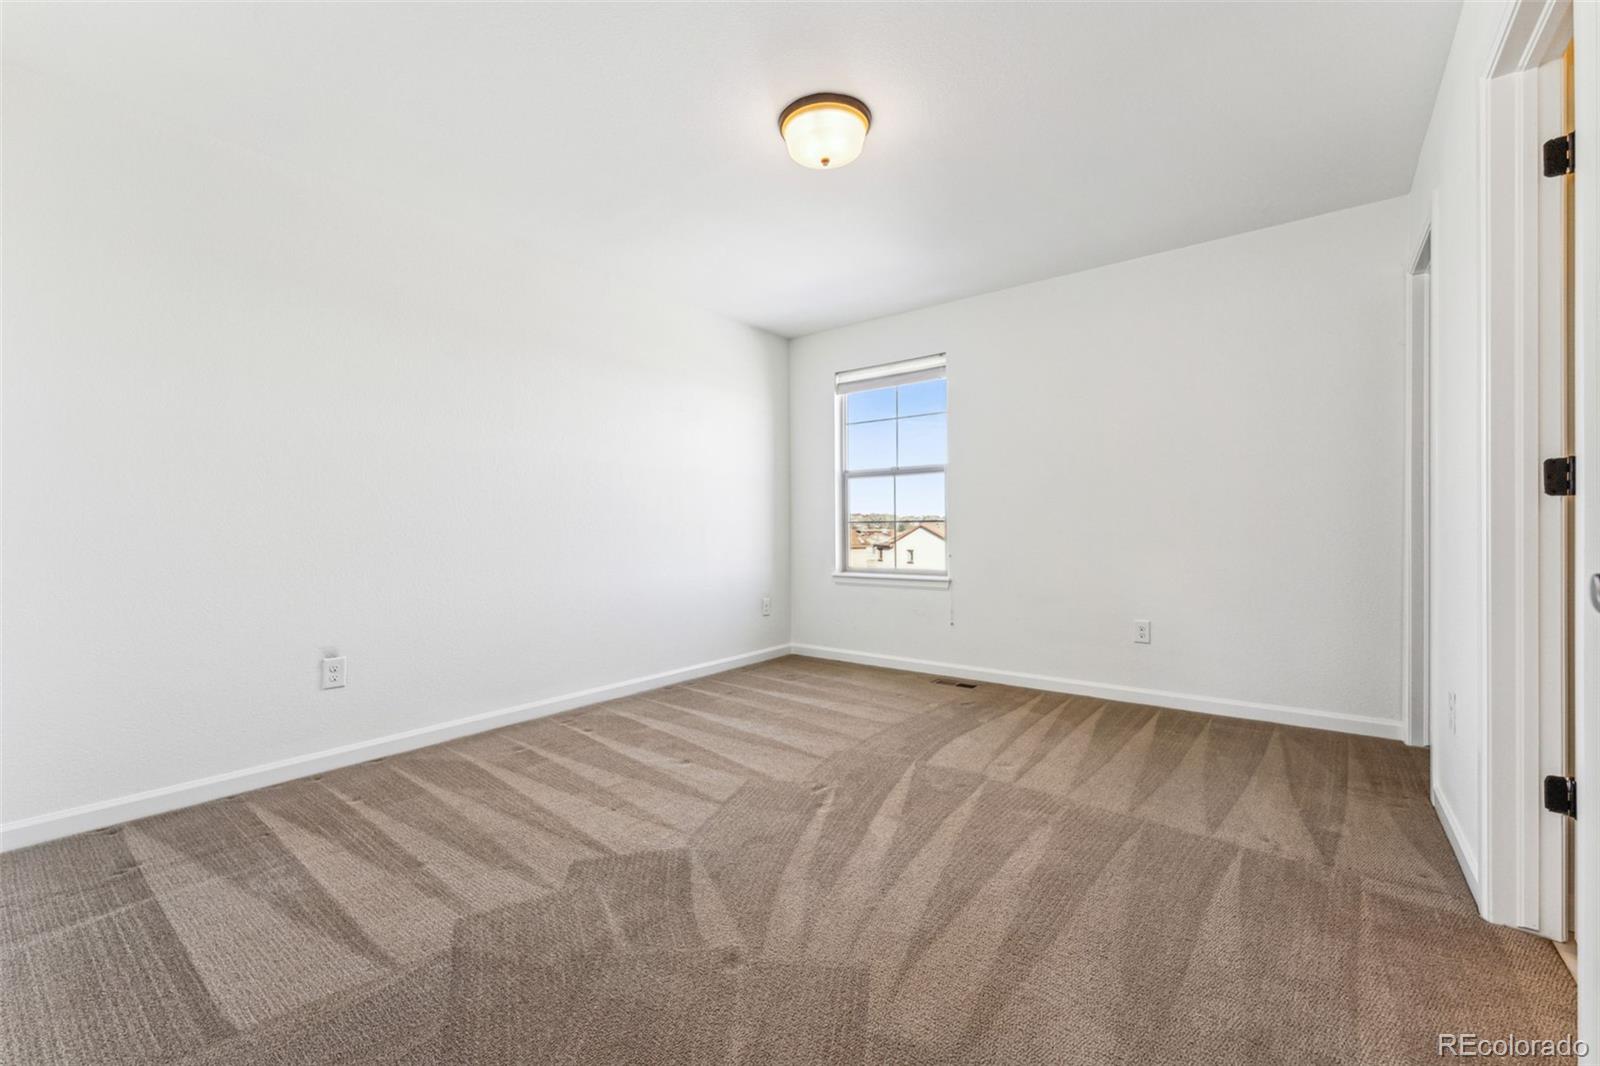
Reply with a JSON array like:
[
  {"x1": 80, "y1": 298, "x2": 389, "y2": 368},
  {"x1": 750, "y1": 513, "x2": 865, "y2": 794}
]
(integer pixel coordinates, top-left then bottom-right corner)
[{"x1": 1479, "y1": 0, "x2": 1572, "y2": 940}]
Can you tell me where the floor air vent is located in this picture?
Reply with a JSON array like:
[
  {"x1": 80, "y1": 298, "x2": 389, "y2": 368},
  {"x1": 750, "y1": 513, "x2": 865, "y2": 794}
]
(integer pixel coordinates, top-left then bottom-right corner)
[{"x1": 932, "y1": 678, "x2": 979, "y2": 689}]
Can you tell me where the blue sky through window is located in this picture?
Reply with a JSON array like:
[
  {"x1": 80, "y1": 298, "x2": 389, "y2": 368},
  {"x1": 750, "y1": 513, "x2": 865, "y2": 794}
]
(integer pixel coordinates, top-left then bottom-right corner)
[{"x1": 844, "y1": 379, "x2": 946, "y2": 520}]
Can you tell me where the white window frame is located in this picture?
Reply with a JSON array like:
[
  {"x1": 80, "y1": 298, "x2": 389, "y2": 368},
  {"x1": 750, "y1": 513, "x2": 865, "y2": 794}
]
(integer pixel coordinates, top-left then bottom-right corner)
[{"x1": 833, "y1": 354, "x2": 949, "y2": 587}]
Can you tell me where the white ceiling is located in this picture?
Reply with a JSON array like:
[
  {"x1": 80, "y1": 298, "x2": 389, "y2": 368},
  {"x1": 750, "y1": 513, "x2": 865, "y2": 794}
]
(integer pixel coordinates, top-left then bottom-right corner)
[{"x1": 9, "y1": 2, "x2": 1460, "y2": 338}]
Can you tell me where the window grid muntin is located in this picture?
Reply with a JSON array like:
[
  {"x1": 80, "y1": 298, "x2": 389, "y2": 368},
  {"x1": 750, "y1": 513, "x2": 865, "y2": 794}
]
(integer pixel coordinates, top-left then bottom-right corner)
[{"x1": 839, "y1": 375, "x2": 946, "y2": 575}]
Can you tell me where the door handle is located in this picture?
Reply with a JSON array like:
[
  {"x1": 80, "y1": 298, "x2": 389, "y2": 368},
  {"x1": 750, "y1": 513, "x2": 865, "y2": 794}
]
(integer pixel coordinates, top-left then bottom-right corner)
[{"x1": 1592, "y1": 573, "x2": 1600, "y2": 613}]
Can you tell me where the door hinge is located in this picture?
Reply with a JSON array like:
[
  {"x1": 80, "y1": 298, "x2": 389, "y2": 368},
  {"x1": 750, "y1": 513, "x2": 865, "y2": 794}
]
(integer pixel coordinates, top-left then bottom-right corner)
[
  {"x1": 1543, "y1": 131, "x2": 1574, "y2": 177},
  {"x1": 1543, "y1": 775, "x2": 1576, "y2": 819},
  {"x1": 1543, "y1": 455, "x2": 1575, "y2": 496}
]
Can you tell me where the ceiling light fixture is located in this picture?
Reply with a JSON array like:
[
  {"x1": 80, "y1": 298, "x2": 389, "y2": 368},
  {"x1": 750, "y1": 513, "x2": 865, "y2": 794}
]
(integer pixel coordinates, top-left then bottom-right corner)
[{"x1": 778, "y1": 93, "x2": 871, "y2": 170}]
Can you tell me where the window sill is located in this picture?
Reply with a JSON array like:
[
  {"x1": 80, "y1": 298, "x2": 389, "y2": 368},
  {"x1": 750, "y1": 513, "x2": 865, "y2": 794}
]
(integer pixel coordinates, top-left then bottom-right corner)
[{"x1": 832, "y1": 571, "x2": 950, "y2": 589}]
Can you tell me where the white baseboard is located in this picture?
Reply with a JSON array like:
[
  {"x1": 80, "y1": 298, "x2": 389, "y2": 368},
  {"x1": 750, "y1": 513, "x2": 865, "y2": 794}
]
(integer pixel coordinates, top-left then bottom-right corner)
[
  {"x1": 0, "y1": 644, "x2": 791, "y2": 853},
  {"x1": 1431, "y1": 782, "x2": 1484, "y2": 913},
  {"x1": 789, "y1": 643, "x2": 1407, "y2": 741},
  {"x1": 0, "y1": 640, "x2": 1412, "y2": 853}
]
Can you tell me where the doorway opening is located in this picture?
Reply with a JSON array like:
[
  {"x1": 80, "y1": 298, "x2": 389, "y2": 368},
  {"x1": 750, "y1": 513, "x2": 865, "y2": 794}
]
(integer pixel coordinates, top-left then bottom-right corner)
[{"x1": 1404, "y1": 227, "x2": 1432, "y2": 752}]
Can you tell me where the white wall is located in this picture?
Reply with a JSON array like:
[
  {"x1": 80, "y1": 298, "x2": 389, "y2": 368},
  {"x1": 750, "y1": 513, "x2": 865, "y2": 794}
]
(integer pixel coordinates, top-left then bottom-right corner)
[
  {"x1": 1402, "y1": 0, "x2": 1510, "y2": 897},
  {"x1": 0, "y1": 67, "x2": 790, "y2": 842},
  {"x1": 791, "y1": 197, "x2": 1408, "y2": 736}
]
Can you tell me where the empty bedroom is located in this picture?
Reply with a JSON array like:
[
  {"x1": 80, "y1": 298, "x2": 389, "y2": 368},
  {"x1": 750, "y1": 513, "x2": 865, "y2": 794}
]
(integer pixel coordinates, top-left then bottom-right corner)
[{"x1": 3, "y1": 1, "x2": 1598, "y2": 1063}]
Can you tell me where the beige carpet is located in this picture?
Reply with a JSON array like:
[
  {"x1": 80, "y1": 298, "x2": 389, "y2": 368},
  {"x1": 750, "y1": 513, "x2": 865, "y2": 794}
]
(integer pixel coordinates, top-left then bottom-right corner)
[{"x1": 0, "y1": 656, "x2": 1576, "y2": 1064}]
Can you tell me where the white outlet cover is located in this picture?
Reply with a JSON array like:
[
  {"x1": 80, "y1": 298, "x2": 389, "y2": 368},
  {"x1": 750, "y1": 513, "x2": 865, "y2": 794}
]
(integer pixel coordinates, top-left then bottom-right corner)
[{"x1": 322, "y1": 656, "x2": 347, "y2": 690}]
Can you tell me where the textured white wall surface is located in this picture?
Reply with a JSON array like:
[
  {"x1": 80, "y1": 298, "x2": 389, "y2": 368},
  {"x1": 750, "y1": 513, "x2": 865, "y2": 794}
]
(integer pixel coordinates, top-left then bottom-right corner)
[
  {"x1": 2, "y1": 68, "x2": 790, "y2": 834},
  {"x1": 791, "y1": 198, "x2": 1408, "y2": 734},
  {"x1": 1402, "y1": 0, "x2": 1510, "y2": 880}
]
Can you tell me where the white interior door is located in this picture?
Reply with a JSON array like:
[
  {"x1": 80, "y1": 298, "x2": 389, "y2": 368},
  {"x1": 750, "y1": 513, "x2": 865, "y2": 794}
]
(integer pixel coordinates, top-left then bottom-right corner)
[{"x1": 1571, "y1": 0, "x2": 1598, "y2": 1051}]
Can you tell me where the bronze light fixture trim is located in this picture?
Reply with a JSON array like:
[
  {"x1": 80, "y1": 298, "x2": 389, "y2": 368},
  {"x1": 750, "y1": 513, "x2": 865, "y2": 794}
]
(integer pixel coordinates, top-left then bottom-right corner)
[{"x1": 778, "y1": 93, "x2": 873, "y2": 170}]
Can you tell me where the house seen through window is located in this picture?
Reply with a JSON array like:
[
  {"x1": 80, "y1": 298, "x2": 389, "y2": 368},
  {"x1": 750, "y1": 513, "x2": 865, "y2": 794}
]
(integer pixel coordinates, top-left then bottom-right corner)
[{"x1": 838, "y1": 355, "x2": 947, "y2": 575}]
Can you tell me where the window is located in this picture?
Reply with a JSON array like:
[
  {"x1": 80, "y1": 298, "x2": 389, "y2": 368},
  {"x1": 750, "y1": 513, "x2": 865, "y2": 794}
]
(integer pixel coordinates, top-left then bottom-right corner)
[{"x1": 837, "y1": 354, "x2": 947, "y2": 577}]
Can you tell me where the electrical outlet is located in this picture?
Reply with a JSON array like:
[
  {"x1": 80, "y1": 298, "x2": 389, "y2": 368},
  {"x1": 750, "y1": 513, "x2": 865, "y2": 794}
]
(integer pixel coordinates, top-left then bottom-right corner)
[
  {"x1": 322, "y1": 656, "x2": 347, "y2": 690},
  {"x1": 1447, "y1": 690, "x2": 1457, "y2": 733},
  {"x1": 761, "y1": 594, "x2": 772, "y2": 617},
  {"x1": 1133, "y1": 619, "x2": 1151, "y2": 644}
]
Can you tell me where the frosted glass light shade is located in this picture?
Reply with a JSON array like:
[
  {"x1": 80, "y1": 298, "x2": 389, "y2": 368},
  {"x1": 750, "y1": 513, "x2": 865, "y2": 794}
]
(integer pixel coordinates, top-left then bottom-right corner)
[{"x1": 779, "y1": 94, "x2": 871, "y2": 170}]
